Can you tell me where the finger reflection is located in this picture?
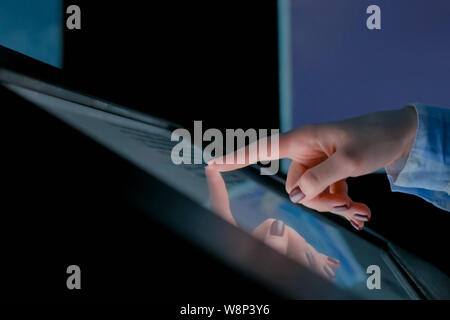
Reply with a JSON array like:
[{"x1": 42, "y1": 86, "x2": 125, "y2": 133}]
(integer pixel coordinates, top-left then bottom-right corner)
[{"x1": 205, "y1": 166, "x2": 340, "y2": 281}]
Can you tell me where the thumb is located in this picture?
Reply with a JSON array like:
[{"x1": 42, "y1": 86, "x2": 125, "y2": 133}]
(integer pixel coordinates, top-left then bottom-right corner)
[{"x1": 292, "y1": 152, "x2": 352, "y2": 202}]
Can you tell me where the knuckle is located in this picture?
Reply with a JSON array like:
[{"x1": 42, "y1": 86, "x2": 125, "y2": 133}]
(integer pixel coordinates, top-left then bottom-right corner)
[
  {"x1": 301, "y1": 169, "x2": 321, "y2": 192},
  {"x1": 300, "y1": 123, "x2": 320, "y2": 138},
  {"x1": 284, "y1": 133, "x2": 297, "y2": 156},
  {"x1": 339, "y1": 148, "x2": 360, "y2": 170}
]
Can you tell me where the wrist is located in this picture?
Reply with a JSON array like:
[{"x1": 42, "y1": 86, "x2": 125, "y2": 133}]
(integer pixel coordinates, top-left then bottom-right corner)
[
  {"x1": 400, "y1": 105, "x2": 418, "y2": 159},
  {"x1": 385, "y1": 106, "x2": 418, "y2": 179}
]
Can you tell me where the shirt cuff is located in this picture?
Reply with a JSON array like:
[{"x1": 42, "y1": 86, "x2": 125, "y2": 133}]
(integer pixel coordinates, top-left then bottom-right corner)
[{"x1": 385, "y1": 104, "x2": 450, "y2": 211}]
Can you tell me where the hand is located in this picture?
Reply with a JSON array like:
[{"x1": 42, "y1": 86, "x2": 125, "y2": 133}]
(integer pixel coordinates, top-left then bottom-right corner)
[
  {"x1": 251, "y1": 218, "x2": 340, "y2": 279},
  {"x1": 209, "y1": 107, "x2": 418, "y2": 230},
  {"x1": 205, "y1": 166, "x2": 341, "y2": 280}
]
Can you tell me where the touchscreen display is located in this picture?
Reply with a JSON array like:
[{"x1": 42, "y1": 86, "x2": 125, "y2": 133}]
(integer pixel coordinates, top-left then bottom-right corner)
[
  {"x1": 6, "y1": 82, "x2": 416, "y2": 299},
  {"x1": 0, "y1": 0, "x2": 63, "y2": 68}
]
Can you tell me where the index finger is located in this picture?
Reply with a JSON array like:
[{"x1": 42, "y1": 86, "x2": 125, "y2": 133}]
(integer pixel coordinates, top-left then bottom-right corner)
[
  {"x1": 204, "y1": 166, "x2": 236, "y2": 225},
  {"x1": 208, "y1": 133, "x2": 291, "y2": 172}
]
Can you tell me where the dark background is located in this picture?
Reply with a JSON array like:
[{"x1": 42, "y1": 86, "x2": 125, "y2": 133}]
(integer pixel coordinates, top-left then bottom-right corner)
[
  {"x1": 287, "y1": 0, "x2": 450, "y2": 128},
  {"x1": 1, "y1": 0, "x2": 282, "y2": 299},
  {"x1": 0, "y1": 0, "x2": 448, "y2": 298},
  {"x1": 63, "y1": 1, "x2": 280, "y2": 133}
]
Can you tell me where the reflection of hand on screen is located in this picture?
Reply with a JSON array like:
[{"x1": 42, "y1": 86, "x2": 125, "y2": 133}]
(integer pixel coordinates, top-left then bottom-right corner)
[
  {"x1": 209, "y1": 107, "x2": 419, "y2": 230},
  {"x1": 205, "y1": 166, "x2": 340, "y2": 280}
]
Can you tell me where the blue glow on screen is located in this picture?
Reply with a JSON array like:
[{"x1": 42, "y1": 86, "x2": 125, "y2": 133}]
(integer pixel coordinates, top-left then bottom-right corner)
[{"x1": 0, "y1": 0, "x2": 62, "y2": 68}]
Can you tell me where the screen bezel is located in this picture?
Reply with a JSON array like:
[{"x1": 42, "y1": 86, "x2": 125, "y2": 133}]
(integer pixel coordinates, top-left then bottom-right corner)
[
  {"x1": 0, "y1": 63, "x2": 358, "y2": 299},
  {"x1": 0, "y1": 49, "x2": 423, "y2": 299}
]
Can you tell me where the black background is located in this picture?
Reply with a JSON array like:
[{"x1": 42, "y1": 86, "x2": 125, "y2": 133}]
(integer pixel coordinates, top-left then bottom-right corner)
[
  {"x1": 63, "y1": 0, "x2": 280, "y2": 133},
  {"x1": 1, "y1": 0, "x2": 449, "y2": 299}
]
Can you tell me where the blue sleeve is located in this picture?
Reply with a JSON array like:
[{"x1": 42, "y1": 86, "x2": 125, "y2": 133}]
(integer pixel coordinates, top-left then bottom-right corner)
[{"x1": 385, "y1": 104, "x2": 450, "y2": 212}]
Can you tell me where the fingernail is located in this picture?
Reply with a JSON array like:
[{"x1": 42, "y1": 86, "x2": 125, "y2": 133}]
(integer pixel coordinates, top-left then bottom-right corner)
[
  {"x1": 350, "y1": 220, "x2": 360, "y2": 230},
  {"x1": 270, "y1": 220, "x2": 285, "y2": 237},
  {"x1": 331, "y1": 205, "x2": 348, "y2": 213},
  {"x1": 354, "y1": 214, "x2": 369, "y2": 222},
  {"x1": 327, "y1": 257, "x2": 341, "y2": 265},
  {"x1": 289, "y1": 187, "x2": 305, "y2": 203},
  {"x1": 324, "y1": 264, "x2": 336, "y2": 278},
  {"x1": 305, "y1": 250, "x2": 316, "y2": 267}
]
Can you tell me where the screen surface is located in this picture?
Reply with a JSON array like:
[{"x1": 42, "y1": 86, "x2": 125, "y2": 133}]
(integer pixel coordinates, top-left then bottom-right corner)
[
  {"x1": 0, "y1": 0, "x2": 62, "y2": 68},
  {"x1": 5, "y1": 82, "x2": 417, "y2": 299}
]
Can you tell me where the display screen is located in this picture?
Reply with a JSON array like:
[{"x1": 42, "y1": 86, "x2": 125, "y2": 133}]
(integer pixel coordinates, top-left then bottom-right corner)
[
  {"x1": 5, "y1": 81, "x2": 417, "y2": 299},
  {"x1": 0, "y1": 0, "x2": 63, "y2": 68}
]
